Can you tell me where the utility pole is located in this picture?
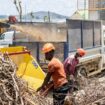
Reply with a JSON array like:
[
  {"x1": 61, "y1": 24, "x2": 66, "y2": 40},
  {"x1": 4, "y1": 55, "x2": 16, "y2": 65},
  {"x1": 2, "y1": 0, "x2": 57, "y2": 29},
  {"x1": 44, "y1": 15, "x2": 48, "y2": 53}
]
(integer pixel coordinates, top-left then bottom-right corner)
[{"x1": 48, "y1": 11, "x2": 51, "y2": 22}]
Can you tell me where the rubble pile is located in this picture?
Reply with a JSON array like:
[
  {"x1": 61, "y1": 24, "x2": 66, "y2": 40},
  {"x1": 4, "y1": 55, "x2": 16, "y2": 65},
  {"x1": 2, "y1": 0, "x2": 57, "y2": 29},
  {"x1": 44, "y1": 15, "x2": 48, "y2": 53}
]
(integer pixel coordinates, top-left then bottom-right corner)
[
  {"x1": 74, "y1": 81, "x2": 105, "y2": 105},
  {"x1": 1, "y1": 52, "x2": 105, "y2": 105},
  {"x1": 0, "y1": 53, "x2": 53, "y2": 105},
  {"x1": 65, "y1": 77, "x2": 105, "y2": 105}
]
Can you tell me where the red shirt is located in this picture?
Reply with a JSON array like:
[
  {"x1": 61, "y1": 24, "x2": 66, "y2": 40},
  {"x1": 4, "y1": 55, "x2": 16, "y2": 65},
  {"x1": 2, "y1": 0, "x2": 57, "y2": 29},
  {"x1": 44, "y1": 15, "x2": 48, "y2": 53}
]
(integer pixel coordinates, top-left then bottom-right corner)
[
  {"x1": 48, "y1": 57, "x2": 67, "y2": 89},
  {"x1": 64, "y1": 55, "x2": 79, "y2": 76}
]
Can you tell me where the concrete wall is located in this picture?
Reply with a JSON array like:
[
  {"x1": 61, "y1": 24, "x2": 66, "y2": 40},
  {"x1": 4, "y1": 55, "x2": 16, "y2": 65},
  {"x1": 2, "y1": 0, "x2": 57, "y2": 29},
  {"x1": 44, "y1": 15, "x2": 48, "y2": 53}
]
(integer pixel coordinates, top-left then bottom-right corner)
[
  {"x1": 39, "y1": 42, "x2": 64, "y2": 63},
  {"x1": 15, "y1": 22, "x2": 67, "y2": 42},
  {"x1": 14, "y1": 42, "x2": 65, "y2": 63},
  {"x1": 14, "y1": 42, "x2": 38, "y2": 59}
]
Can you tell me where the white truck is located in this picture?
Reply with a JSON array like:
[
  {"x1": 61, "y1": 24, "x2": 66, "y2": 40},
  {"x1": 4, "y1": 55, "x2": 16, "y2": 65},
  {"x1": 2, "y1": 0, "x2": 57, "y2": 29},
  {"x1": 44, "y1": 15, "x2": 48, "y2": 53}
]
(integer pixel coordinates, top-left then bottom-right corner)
[
  {"x1": 0, "y1": 31, "x2": 15, "y2": 47},
  {"x1": 66, "y1": 19, "x2": 105, "y2": 77},
  {"x1": 0, "y1": 31, "x2": 28, "y2": 47}
]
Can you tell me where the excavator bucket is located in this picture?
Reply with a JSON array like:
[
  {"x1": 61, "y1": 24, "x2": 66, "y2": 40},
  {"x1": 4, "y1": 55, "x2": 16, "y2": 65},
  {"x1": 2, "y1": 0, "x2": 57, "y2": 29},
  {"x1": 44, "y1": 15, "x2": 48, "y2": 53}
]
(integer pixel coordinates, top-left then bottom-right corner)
[{"x1": 0, "y1": 46, "x2": 45, "y2": 90}]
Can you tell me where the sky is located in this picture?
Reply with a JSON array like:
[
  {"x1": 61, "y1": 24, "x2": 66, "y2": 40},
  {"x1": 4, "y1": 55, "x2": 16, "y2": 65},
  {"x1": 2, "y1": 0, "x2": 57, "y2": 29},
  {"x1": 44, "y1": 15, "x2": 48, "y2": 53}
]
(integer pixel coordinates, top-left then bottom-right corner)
[{"x1": 0, "y1": 0, "x2": 79, "y2": 16}]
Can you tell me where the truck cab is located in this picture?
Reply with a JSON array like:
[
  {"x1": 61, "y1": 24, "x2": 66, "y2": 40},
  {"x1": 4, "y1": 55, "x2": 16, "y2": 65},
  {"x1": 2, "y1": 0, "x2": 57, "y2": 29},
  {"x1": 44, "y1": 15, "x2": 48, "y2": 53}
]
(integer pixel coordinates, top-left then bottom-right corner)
[
  {"x1": 0, "y1": 31, "x2": 14, "y2": 46},
  {"x1": 0, "y1": 30, "x2": 28, "y2": 47},
  {"x1": 0, "y1": 31, "x2": 20, "y2": 47}
]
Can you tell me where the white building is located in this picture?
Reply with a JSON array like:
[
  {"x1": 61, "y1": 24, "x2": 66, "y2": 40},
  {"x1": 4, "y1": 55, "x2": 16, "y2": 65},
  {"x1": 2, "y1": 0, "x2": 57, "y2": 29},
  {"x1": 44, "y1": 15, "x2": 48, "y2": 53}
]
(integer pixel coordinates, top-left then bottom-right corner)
[{"x1": 88, "y1": 0, "x2": 105, "y2": 20}]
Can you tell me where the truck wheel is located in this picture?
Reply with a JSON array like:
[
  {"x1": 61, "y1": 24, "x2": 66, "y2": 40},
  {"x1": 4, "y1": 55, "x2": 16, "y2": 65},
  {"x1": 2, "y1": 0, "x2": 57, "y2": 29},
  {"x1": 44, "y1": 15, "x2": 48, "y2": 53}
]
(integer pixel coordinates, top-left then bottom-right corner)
[{"x1": 77, "y1": 66, "x2": 87, "y2": 77}]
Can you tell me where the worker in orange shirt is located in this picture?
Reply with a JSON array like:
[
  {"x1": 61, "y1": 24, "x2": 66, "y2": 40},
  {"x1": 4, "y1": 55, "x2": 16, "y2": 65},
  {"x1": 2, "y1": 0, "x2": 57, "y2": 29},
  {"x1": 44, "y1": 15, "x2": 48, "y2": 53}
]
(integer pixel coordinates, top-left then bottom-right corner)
[
  {"x1": 37, "y1": 43, "x2": 70, "y2": 105},
  {"x1": 64, "y1": 48, "x2": 86, "y2": 82}
]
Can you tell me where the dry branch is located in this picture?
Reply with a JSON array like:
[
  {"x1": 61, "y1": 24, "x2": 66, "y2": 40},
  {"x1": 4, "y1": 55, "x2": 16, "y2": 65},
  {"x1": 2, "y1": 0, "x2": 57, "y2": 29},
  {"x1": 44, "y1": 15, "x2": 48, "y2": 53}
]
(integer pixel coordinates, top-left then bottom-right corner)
[{"x1": 0, "y1": 53, "x2": 53, "y2": 105}]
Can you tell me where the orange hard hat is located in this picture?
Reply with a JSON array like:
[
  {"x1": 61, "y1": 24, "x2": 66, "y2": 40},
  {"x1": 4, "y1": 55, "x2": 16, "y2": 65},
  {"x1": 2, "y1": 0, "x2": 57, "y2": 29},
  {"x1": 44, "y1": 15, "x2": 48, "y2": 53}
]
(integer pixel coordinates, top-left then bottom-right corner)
[
  {"x1": 42, "y1": 43, "x2": 55, "y2": 53},
  {"x1": 77, "y1": 48, "x2": 86, "y2": 57}
]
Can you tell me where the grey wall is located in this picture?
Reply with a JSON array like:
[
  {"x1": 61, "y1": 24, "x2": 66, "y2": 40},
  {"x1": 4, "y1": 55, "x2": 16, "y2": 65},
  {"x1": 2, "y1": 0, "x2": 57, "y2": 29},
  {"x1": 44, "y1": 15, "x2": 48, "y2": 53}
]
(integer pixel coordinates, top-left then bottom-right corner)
[
  {"x1": 14, "y1": 42, "x2": 65, "y2": 63},
  {"x1": 14, "y1": 42, "x2": 38, "y2": 59},
  {"x1": 14, "y1": 22, "x2": 67, "y2": 42}
]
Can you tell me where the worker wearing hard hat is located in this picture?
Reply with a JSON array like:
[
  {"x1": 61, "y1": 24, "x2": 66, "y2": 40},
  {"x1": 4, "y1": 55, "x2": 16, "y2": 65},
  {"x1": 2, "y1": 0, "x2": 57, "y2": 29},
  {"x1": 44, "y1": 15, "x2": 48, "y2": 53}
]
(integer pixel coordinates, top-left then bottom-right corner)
[
  {"x1": 38, "y1": 43, "x2": 70, "y2": 105},
  {"x1": 63, "y1": 48, "x2": 86, "y2": 81}
]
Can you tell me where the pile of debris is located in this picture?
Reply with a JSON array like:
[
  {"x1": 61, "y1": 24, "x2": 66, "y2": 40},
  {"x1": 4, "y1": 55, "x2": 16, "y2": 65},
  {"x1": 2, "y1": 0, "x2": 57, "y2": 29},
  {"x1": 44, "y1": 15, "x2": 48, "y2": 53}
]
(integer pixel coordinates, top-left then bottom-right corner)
[
  {"x1": 1, "y1": 51, "x2": 105, "y2": 105},
  {"x1": 65, "y1": 76, "x2": 105, "y2": 105},
  {"x1": 0, "y1": 53, "x2": 53, "y2": 105},
  {"x1": 74, "y1": 79, "x2": 105, "y2": 105}
]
